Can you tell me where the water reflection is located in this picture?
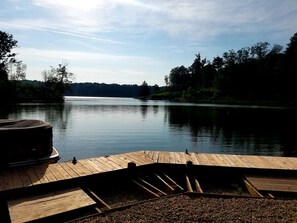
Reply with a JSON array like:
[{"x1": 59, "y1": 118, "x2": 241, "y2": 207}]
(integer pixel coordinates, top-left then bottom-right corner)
[
  {"x1": 0, "y1": 103, "x2": 71, "y2": 135},
  {"x1": 1, "y1": 98, "x2": 297, "y2": 160},
  {"x1": 165, "y1": 106, "x2": 297, "y2": 156}
]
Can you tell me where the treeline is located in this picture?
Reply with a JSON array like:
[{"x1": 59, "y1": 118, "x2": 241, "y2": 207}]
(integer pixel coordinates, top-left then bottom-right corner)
[
  {"x1": 159, "y1": 32, "x2": 297, "y2": 104},
  {"x1": 15, "y1": 81, "x2": 160, "y2": 99},
  {"x1": 1, "y1": 31, "x2": 73, "y2": 103},
  {"x1": 66, "y1": 82, "x2": 141, "y2": 97}
]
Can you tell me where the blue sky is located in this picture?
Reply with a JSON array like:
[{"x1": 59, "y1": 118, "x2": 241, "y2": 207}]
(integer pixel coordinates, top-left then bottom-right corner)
[{"x1": 1, "y1": 0, "x2": 297, "y2": 86}]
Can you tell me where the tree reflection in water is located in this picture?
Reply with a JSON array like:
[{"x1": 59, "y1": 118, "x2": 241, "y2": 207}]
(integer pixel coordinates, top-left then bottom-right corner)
[{"x1": 165, "y1": 105, "x2": 297, "y2": 156}]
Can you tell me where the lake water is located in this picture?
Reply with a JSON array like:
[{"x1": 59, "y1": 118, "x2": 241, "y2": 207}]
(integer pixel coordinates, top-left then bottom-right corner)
[{"x1": 1, "y1": 97, "x2": 297, "y2": 161}]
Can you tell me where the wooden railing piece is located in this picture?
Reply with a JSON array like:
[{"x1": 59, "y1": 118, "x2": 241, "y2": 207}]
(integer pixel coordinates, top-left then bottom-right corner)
[
  {"x1": 132, "y1": 179, "x2": 159, "y2": 198},
  {"x1": 193, "y1": 176, "x2": 203, "y2": 193},
  {"x1": 83, "y1": 187, "x2": 111, "y2": 210},
  {"x1": 154, "y1": 173, "x2": 175, "y2": 193},
  {"x1": 242, "y1": 178, "x2": 263, "y2": 197}
]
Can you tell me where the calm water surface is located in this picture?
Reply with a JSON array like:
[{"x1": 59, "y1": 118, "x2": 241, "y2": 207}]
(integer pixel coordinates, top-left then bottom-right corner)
[{"x1": 1, "y1": 97, "x2": 297, "y2": 161}]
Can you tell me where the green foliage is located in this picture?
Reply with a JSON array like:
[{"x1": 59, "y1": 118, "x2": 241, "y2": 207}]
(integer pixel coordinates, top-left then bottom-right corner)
[
  {"x1": 138, "y1": 81, "x2": 150, "y2": 98},
  {"x1": 41, "y1": 63, "x2": 75, "y2": 102},
  {"x1": 164, "y1": 32, "x2": 297, "y2": 103},
  {"x1": 0, "y1": 31, "x2": 18, "y2": 81}
]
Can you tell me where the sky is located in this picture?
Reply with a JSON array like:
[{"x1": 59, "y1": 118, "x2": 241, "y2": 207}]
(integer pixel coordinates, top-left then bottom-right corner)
[{"x1": 1, "y1": 0, "x2": 297, "y2": 86}]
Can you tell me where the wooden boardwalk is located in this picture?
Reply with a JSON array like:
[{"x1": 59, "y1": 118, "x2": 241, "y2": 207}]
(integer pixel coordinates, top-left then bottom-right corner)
[{"x1": 1, "y1": 151, "x2": 297, "y2": 193}]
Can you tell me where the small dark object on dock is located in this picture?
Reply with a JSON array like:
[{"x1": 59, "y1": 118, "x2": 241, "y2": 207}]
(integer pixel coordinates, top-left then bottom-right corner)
[
  {"x1": 128, "y1": 162, "x2": 136, "y2": 169},
  {"x1": 72, "y1": 157, "x2": 77, "y2": 165},
  {"x1": 185, "y1": 149, "x2": 189, "y2": 154}
]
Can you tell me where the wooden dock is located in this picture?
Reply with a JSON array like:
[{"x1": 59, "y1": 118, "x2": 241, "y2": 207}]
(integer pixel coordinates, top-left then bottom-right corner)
[
  {"x1": 1, "y1": 151, "x2": 297, "y2": 222},
  {"x1": 1, "y1": 151, "x2": 297, "y2": 193}
]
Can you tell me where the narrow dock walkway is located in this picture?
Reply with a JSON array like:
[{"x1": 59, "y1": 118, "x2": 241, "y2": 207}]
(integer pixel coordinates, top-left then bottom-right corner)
[{"x1": 1, "y1": 151, "x2": 297, "y2": 193}]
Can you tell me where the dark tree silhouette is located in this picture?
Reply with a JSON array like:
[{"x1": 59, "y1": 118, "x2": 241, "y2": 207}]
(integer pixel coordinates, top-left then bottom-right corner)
[{"x1": 138, "y1": 81, "x2": 150, "y2": 98}]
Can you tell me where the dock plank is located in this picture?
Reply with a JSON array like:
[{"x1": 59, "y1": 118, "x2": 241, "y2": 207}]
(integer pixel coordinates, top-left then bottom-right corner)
[
  {"x1": 39, "y1": 164, "x2": 57, "y2": 182},
  {"x1": 68, "y1": 161, "x2": 91, "y2": 176},
  {"x1": 178, "y1": 152, "x2": 188, "y2": 164},
  {"x1": 31, "y1": 166, "x2": 50, "y2": 184},
  {"x1": 174, "y1": 152, "x2": 182, "y2": 164},
  {"x1": 54, "y1": 164, "x2": 73, "y2": 180},
  {"x1": 189, "y1": 153, "x2": 199, "y2": 165},
  {"x1": 100, "y1": 156, "x2": 123, "y2": 170},
  {"x1": 122, "y1": 152, "x2": 154, "y2": 165},
  {"x1": 245, "y1": 175, "x2": 297, "y2": 193},
  {"x1": 8, "y1": 187, "x2": 96, "y2": 223},
  {"x1": 163, "y1": 152, "x2": 170, "y2": 164},
  {"x1": 108, "y1": 155, "x2": 130, "y2": 168},
  {"x1": 227, "y1": 155, "x2": 250, "y2": 168},
  {"x1": 59, "y1": 163, "x2": 80, "y2": 178},
  {"x1": 197, "y1": 153, "x2": 213, "y2": 166},
  {"x1": 78, "y1": 160, "x2": 99, "y2": 174},
  {"x1": 152, "y1": 151, "x2": 160, "y2": 162},
  {"x1": 95, "y1": 157, "x2": 117, "y2": 171},
  {"x1": 10, "y1": 169, "x2": 23, "y2": 189},
  {"x1": 213, "y1": 154, "x2": 232, "y2": 167},
  {"x1": 23, "y1": 167, "x2": 41, "y2": 185},
  {"x1": 168, "y1": 152, "x2": 176, "y2": 164},
  {"x1": 18, "y1": 168, "x2": 33, "y2": 187},
  {"x1": 47, "y1": 164, "x2": 67, "y2": 181},
  {"x1": 1, "y1": 151, "x2": 297, "y2": 194}
]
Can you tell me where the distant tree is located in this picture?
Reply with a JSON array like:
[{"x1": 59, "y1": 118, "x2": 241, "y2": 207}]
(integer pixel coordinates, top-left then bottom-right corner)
[
  {"x1": 152, "y1": 84, "x2": 160, "y2": 93},
  {"x1": 282, "y1": 32, "x2": 297, "y2": 99},
  {"x1": 250, "y1": 42, "x2": 270, "y2": 59},
  {"x1": 286, "y1": 32, "x2": 297, "y2": 57},
  {"x1": 0, "y1": 31, "x2": 18, "y2": 81},
  {"x1": 42, "y1": 63, "x2": 75, "y2": 102},
  {"x1": 188, "y1": 53, "x2": 207, "y2": 89},
  {"x1": 212, "y1": 56, "x2": 224, "y2": 70},
  {"x1": 9, "y1": 61, "x2": 26, "y2": 81},
  {"x1": 164, "y1": 75, "x2": 169, "y2": 86},
  {"x1": 168, "y1": 65, "x2": 190, "y2": 91},
  {"x1": 269, "y1": 44, "x2": 283, "y2": 55},
  {"x1": 0, "y1": 31, "x2": 19, "y2": 102},
  {"x1": 138, "y1": 81, "x2": 150, "y2": 98}
]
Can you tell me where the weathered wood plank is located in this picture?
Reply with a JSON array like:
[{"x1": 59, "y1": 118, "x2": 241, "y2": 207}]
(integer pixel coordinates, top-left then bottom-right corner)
[
  {"x1": 227, "y1": 155, "x2": 250, "y2": 168},
  {"x1": 69, "y1": 161, "x2": 91, "y2": 176},
  {"x1": 189, "y1": 153, "x2": 199, "y2": 165},
  {"x1": 174, "y1": 152, "x2": 182, "y2": 164},
  {"x1": 31, "y1": 166, "x2": 50, "y2": 184},
  {"x1": 122, "y1": 152, "x2": 154, "y2": 165},
  {"x1": 158, "y1": 152, "x2": 165, "y2": 163},
  {"x1": 59, "y1": 162, "x2": 80, "y2": 178},
  {"x1": 78, "y1": 160, "x2": 99, "y2": 174},
  {"x1": 8, "y1": 187, "x2": 96, "y2": 223},
  {"x1": 24, "y1": 167, "x2": 41, "y2": 185},
  {"x1": 163, "y1": 152, "x2": 170, "y2": 164},
  {"x1": 242, "y1": 178, "x2": 263, "y2": 197},
  {"x1": 245, "y1": 175, "x2": 297, "y2": 193},
  {"x1": 10, "y1": 169, "x2": 23, "y2": 189},
  {"x1": 39, "y1": 165, "x2": 57, "y2": 182},
  {"x1": 212, "y1": 154, "x2": 231, "y2": 167},
  {"x1": 0, "y1": 172, "x2": 6, "y2": 191},
  {"x1": 84, "y1": 159, "x2": 106, "y2": 173},
  {"x1": 54, "y1": 164, "x2": 73, "y2": 180},
  {"x1": 47, "y1": 164, "x2": 67, "y2": 181},
  {"x1": 168, "y1": 152, "x2": 176, "y2": 164},
  {"x1": 178, "y1": 152, "x2": 188, "y2": 164},
  {"x1": 18, "y1": 168, "x2": 33, "y2": 187},
  {"x1": 87, "y1": 158, "x2": 110, "y2": 172},
  {"x1": 152, "y1": 151, "x2": 160, "y2": 162},
  {"x1": 107, "y1": 155, "x2": 130, "y2": 168},
  {"x1": 100, "y1": 156, "x2": 122, "y2": 170},
  {"x1": 94, "y1": 157, "x2": 117, "y2": 171},
  {"x1": 196, "y1": 153, "x2": 212, "y2": 166}
]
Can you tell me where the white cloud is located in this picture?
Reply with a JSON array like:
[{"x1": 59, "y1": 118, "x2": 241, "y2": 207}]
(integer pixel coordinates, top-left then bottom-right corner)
[{"x1": 6, "y1": 0, "x2": 297, "y2": 40}]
